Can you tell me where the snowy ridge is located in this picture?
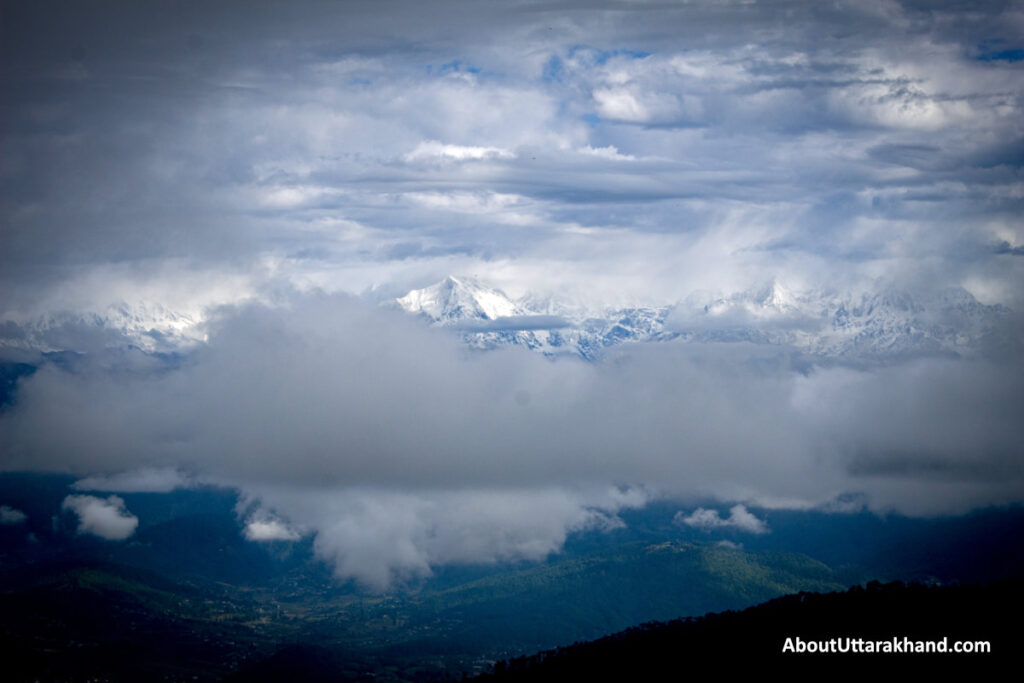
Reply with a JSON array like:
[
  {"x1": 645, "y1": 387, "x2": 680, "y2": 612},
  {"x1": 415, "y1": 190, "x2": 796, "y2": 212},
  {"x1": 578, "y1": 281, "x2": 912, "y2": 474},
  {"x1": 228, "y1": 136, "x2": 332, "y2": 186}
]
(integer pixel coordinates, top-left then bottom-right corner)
[
  {"x1": 397, "y1": 277, "x2": 1010, "y2": 361},
  {"x1": 0, "y1": 302, "x2": 206, "y2": 355},
  {"x1": 396, "y1": 276, "x2": 678, "y2": 359},
  {"x1": 0, "y1": 278, "x2": 1008, "y2": 363},
  {"x1": 676, "y1": 284, "x2": 1010, "y2": 359}
]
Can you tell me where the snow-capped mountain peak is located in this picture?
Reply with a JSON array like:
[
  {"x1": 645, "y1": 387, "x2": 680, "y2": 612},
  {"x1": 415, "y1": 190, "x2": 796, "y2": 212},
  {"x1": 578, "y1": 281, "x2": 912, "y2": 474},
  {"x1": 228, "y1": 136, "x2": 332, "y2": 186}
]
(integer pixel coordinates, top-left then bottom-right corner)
[
  {"x1": 394, "y1": 276, "x2": 676, "y2": 358},
  {"x1": 396, "y1": 276, "x2": 520, "y2": 324},
  {"x1": 758, "y1": 281, "x2": 800, "y2": 312}
]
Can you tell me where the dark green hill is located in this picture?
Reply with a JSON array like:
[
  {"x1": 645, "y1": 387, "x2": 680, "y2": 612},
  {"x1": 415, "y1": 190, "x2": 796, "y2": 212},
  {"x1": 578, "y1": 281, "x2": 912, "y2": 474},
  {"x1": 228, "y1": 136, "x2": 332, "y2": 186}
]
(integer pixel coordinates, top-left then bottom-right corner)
[
  {"x1": 0, "y1": 561, "x2": 281, "y2": 682},
  {"x1": 472, "y1": 579, "x2": 1022, "y2": 679}
]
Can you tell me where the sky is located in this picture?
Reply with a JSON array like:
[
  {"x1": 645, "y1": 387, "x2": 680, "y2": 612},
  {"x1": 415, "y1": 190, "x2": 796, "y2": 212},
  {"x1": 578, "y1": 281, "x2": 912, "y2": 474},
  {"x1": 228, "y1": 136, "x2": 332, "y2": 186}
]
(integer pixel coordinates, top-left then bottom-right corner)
[{"x1": 1, "y1": 0, "x2": 1023, "y2": 588}]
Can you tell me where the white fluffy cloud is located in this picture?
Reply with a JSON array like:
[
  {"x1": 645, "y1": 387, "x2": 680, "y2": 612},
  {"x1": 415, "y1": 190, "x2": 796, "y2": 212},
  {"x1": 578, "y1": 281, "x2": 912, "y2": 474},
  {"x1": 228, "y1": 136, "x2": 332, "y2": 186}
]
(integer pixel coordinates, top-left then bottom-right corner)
[
  {"x1": 61, "y1": 495, "x2": 139, "y2": 540},
  {"x1": 242, "y1": 518, "x2": 303, "y2": 543},
  {"x1": 675, "y1": 505, "x2": 769, "y2": 535}
]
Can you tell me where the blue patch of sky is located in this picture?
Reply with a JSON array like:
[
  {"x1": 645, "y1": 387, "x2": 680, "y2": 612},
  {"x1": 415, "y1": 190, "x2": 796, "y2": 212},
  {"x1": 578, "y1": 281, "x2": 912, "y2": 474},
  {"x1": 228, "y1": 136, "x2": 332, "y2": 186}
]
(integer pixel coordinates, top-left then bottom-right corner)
[
  {"x1": 975, "y1": 39, "x2": 1024, "y2": 62},
  {"x1": 423, "y1": 60, "x2": 489, "y2": 81},
  {"x1": 564, "y1": 45, "x2": 653, "y2": 65},
  {"x1": 581, "y1": 113, "x2": 601, "y2": 126},
  {"x1": 541, "y1": 47, "x2": 651, "y2": 85},
  {"x1": 438, "y1": 60, "x2": 481, "y2": 74},
  {"x1": 593, "y1": 48, "x2": 651, "y2": 64},
  {"x1": 542, "y1": 55, "x2": 564, "y2": 83},
  {"x1": 976, "y1": 48, "x2": 1024, "y2": 62}
]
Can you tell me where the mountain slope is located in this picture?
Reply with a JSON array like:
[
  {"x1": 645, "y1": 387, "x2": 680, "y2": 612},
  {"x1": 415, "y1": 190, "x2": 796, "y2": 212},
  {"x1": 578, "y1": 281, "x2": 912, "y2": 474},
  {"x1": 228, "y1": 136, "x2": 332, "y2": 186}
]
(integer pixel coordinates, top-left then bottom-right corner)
[
  {"x1": 0, "y1": 561, "x2": 281, "y2": 683},
  {"x1": 396, "y1": 541, "x2": 851, "y2": 654},
  {"x1": 471, "y1": 579, "x2": 1021, "y2": 679},
  {"x1": 396, "y1": 275, "x2": 522, "y2": 323}
]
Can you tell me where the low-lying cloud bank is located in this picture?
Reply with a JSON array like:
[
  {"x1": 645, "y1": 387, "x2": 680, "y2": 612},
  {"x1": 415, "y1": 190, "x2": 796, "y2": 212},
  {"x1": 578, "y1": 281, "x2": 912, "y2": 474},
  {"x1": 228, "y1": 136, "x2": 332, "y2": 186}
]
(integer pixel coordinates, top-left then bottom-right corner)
[
  {"x1": 237, "y1": 484, "x2": 645, "y2": 590},
  {"x1": 2, "y1": 294, "x2": 1022, "y2": 585}
]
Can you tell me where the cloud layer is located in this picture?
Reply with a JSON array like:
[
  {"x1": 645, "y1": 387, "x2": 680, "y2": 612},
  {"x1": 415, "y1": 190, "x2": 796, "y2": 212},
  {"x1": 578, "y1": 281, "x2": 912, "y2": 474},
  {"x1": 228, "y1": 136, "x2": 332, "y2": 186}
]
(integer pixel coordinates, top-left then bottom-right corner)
[
  {"x1": 6, "y1": 295, "x2": 1022, "y2": 493},
  {"x1": 2, "y1": 291, "x2": 1022, "y2": 584},
  {"x1": 2, "y1": 0, "x2": 1022, "y2": 323},
  {"x1": 2, "y1": 1, "x2": 1023, "y2": 587}
]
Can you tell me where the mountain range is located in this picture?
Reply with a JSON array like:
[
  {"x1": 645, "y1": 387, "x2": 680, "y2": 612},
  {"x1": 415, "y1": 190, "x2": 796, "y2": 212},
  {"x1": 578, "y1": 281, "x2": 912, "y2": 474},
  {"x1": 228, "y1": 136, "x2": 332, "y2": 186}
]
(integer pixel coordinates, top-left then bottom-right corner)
[
  {"x1": 395, "y1": 276, "x2": 1011, "y2": 361},
  {"x1": 1, "y1": 276, "x2": 1009, "y2": 363}
]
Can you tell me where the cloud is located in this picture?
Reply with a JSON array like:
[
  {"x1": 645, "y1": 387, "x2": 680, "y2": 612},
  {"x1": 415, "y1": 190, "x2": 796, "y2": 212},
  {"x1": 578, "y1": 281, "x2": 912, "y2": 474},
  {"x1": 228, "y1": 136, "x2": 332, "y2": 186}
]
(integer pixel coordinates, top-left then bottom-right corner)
[
  {"x1": 578, "y1": 145, "x2": 637, "y2": 161},
  {"x1": 995, "y1": 241, "x2": 1024, "y2": 256},
  {"x1": 2, "y1": 1, "x2": 1024, "y2": 587},
  {"x1": 238, "y1": 484, "x2": 646, "y2": 590},
  {"x1": 61, "y1": 495, "x2": 139, "y2": 540},
  {"x1": 0, "y1": 505, "x2": 28, "y2": 525},
  {"x1": 243, "y1": 518, "x2": 302, "y2": 543},
  {"x1": 2, "y1": 286, "x2": 1021, "y2": 585},
  {"x1": 5, "y1": 294, "x2": 1021, "y2": 504},
  {"x1": 675, "y1": 505, "x2": 769, "y2": 535},
  {"x1": 72, "y1": 467, "x2": 193, "y2": 493},
  {"x1": 2, "y1": 0, "x2": 1022, "y2": 321},
  {"x1": 447, "y1": 315, "x2": 572, "y2": 332},
  {"x1": 405, "y1": 141, "x2": 515, "y2": 162}
]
